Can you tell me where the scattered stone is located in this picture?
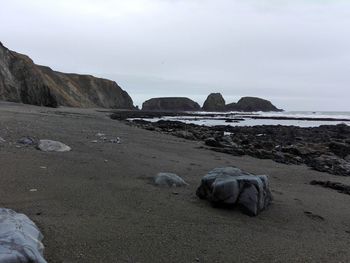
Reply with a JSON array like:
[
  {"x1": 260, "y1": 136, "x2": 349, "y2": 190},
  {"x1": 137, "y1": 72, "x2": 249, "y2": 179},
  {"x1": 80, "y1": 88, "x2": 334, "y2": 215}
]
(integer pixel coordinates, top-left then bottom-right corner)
[
  {"x1": 0, "y1": 208, "x2": 46, "y2": 262},
  {"x1": 196, "y1": 167, "x2": 272, "y2": 216},
  {"x1": 17, "y1": 136, "x2": 35, "y2": 145},
  {"x1": 29, "y1": 188, "x2": 38, "y2": 192},
  {"x1": 90, "y1": 140, "x2": 98, "y2": 143},
  {"x1": 310, "y1": 180, "x2": 350, "y2": 195},
  {"x1": 110, "y1": 137, "x2": 121, "y2": 144},
  {"x1": 304, "y1": 211, "x2": 325, "y2": 221},
  {"x1": 153, "y1": 173, "x2": 188, "y2": 187},
  {"x1": 37, "y1": 140, "x2": 71, "y2": 152},
  {"x1": 0, "y1": 137, "x2": 5, "y2": 143}
]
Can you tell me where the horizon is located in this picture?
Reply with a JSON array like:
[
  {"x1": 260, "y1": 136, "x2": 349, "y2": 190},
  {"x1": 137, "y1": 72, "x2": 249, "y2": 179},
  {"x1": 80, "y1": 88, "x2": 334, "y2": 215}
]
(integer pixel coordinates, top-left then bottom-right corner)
[{"x1": 1, "y1": 0, "x2": 350, "y2": 111}]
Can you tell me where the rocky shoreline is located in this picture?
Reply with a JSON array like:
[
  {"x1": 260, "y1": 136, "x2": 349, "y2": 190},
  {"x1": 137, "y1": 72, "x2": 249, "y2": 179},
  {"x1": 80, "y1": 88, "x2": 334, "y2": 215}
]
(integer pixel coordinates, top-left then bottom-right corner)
[{"x1": 118, "y1": 116, "x2": 350, "y2": 176}]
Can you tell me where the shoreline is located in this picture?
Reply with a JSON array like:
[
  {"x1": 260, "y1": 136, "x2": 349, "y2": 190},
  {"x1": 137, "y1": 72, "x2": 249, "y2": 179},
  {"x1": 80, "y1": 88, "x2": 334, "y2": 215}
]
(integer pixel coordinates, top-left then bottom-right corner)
[{"x1": 1, "y1": 103, "x2": 350, "y2": 262}]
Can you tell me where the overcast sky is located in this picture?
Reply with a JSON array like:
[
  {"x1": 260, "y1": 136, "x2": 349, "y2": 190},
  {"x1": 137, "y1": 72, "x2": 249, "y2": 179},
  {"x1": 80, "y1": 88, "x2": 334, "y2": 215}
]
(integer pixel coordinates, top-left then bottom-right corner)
[{"x1": 1, "y1": 0, "x2": 350, "y2": 110}]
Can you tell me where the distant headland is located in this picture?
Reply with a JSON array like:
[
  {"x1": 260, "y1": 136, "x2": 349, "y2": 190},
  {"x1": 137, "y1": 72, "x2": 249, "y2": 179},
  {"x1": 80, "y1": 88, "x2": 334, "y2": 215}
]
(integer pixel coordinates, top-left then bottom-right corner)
[{"x1": 0, "y1": 42, "x2": 281, "y2": 112}]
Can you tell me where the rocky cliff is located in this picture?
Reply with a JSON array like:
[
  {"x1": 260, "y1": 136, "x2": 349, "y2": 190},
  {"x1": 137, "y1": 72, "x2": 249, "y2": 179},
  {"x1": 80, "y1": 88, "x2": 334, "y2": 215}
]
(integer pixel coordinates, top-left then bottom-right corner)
[
  {"x1": 142, "y1": 97, "x2": 201, "y2": 111},
  {"x1": 202, "y1": 93, "x2": 226, "y2": 111},
  {"x1": 0, "y1": 42, "x2": 134, "y2": 108}
]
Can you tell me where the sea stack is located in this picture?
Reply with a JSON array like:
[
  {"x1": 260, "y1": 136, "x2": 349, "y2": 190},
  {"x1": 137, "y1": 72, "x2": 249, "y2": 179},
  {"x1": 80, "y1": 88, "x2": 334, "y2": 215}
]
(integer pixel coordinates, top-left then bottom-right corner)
[
  {"x1": 202, "y1": 93, "x2": 226, "y2": 111},
  {"x1": 226, "y1": 97, "x2": 282, "y2": 112},
  {"x1": 142, "y1": 97, "x2": 201, "y2": 111}
]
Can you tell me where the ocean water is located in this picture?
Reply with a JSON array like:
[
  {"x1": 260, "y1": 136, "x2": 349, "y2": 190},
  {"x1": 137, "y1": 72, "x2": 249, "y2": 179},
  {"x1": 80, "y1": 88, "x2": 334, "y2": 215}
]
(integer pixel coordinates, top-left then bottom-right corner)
[{"x1": 132, "y1": 111, "x2": 350, "y2": 128}]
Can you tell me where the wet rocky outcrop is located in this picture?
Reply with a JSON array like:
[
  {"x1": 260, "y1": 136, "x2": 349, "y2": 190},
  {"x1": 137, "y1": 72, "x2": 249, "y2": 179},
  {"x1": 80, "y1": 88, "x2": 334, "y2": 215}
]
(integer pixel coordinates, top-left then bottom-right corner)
[
  {"x1": 0, "y1": 42, "x2": 134, "y2": 108},
  {"x1": 142, "y1": 97, "x2": 201, "y2": 111},
  {"x1": 202, "y1": 93, "x2": 226, "y2": 111},
  {"x1": 127, "y1": 118, "x2": 350, "y2": 176}
]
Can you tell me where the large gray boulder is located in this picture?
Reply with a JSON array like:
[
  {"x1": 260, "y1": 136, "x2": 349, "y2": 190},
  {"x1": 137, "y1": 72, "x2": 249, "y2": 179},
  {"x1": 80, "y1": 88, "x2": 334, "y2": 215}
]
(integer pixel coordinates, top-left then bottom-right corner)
[
  {"x1": 0, "y1": 208, "x2": 46, "y2": 263},
  {"x1": 196, "y1": 167, "x2": 272, "y2": 216},
  {"x1": 202, "y1": 93, "x2": 226, "y2": 112}
]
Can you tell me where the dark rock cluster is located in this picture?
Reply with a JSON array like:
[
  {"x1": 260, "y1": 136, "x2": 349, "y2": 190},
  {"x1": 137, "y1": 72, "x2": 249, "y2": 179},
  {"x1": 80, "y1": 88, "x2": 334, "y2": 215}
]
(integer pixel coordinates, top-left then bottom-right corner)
[
  {"x1": 129, "y1": 120, "x2": 350, "y2": 176},
  {"x1": 310, "y1": 180, "x2": 350, "y2": 195}
]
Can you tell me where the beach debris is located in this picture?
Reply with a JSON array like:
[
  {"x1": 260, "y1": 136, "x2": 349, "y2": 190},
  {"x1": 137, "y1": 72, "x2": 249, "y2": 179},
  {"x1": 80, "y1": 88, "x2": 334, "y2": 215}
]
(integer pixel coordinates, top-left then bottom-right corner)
[
  {"x1": 0, "y1": 208, "x2": 47, "y2": 263},
  {"x1": 37, "y1": 140, "x2": 71, "y2": 152},
  {"x1": 17, "y1": 136, "x2": 36, "y2": 145},
  {"x1": 196, "y1": 167, "x2": 272, "y2": 216},
  {"x1": 154, "y1": 173, "x2": 188, "y2": 187}
]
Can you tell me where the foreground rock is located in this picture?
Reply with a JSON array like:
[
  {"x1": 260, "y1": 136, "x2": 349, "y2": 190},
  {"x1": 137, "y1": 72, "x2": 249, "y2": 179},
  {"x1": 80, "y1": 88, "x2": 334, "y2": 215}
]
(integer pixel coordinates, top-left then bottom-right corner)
[
  {"x1": 196, "y1": 167, "x2": 272, "y2": 216},
  {"x1": 142, "y1": 97, "x2": 201, "y2": 111},
  {"x1": 0, "y1": 208, "x2": 46, "y2": 263},
  {"x1": 202, "y1": 93, "x2": 226, "y2": 111},
  {"x1": 154, "y1": 173, "x2": 188, "y2": 187},
  {"x1": 0, "y1": 42, "x2": 134, "y2": 109},
  {"x1": 37, "y1": 140, "x2": 71, "y2": 152}
]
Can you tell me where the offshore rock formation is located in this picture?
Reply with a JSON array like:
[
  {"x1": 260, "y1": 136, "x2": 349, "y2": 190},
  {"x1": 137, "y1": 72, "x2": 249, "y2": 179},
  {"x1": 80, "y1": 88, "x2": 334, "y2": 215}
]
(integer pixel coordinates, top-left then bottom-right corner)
[
  {"x1": 202, "y1": 93, "x2": 226, "y2": 111},
  {"x1": 202, "y1": 93, "x2": 282, "y2": 112},
  {"x1": 142, "y1": 97, "x2": 201, "y2": 111},
  {"x1": 225, "y1": 97, "x2": 281, "y2": 112},
  {"x1": 0, "y1": 42, "x2": 134, "y2": 108}
]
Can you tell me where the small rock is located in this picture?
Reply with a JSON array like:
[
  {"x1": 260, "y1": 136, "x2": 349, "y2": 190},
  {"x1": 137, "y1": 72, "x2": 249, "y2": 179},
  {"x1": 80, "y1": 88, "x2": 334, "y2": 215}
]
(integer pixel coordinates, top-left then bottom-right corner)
[
  {"x1": 0, "y1": 137, "x2": 5, "y2": 143},
  {"x1": 37, "y1": 140, "x2": 71, "y2": 152},
  {"x1": 29, "y1": 189, "x2": 38, "y2": 192},
  {"x1": 154, "y1": 173, "x2": 188, "y2": 187},
  {"x1": 17, "y1": 137, "x2": 35, "y2": 145}
]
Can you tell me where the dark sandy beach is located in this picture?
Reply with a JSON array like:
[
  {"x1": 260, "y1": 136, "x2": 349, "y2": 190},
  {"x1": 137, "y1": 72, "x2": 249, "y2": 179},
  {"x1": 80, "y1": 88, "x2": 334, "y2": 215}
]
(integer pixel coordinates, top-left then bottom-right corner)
[{"x1": 1, "y1": 102, "x2": 350, "y2": 263}]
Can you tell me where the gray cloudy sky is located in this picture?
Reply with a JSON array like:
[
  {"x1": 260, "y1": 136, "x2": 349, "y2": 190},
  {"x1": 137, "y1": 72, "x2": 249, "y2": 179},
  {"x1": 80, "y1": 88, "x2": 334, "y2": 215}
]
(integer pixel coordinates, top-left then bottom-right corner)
[{"x1": 1, "y1": 0, "x2": 350, "y2": 111}]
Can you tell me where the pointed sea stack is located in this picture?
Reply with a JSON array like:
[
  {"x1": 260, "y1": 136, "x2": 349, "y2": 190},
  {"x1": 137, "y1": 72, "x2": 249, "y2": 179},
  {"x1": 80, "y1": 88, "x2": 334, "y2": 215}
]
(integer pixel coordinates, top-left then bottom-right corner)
[{"x1": 202, "y1": 93, "x2": 226, "y2": 111}]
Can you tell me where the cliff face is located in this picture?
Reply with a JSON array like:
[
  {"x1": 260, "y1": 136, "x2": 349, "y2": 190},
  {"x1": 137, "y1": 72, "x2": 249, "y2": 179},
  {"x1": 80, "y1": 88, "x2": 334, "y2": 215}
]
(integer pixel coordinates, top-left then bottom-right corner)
[
  {"x1": 202, "y1": 93, "x2": 226, "y2": 111},
  {"x1": 142, "y1": 97, "x2": 201, "y2": 111},
  {"x1": 0, "y1": 42, "x2": 134, "y2": 108}
]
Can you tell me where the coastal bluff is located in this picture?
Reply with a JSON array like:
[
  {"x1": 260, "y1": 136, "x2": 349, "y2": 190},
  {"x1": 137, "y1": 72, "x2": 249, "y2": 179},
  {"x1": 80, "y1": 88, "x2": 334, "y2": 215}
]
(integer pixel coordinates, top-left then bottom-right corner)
[
  {"x1": 0, "y1": 42, "x2": 134, "y2": 109},
  {"x1": 142, "y1": 97, "x2": 201, "y2": 111}
]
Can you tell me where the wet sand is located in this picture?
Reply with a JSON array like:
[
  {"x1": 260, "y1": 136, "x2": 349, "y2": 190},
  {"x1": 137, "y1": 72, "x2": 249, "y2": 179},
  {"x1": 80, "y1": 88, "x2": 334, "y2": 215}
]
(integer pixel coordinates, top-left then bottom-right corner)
[{"x1": 0, "y1": 102, "x2": 350, "y2": 263}]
